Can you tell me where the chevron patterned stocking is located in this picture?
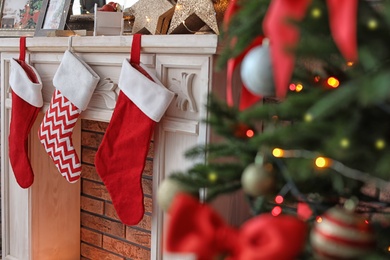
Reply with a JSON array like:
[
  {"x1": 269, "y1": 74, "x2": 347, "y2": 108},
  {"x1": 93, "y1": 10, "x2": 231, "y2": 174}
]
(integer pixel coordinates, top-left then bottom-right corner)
[
  {"x1": 39, "y1": 90, "x2": 82, "y2": 182},
  {"x1": 38, "y1": 50, "x2": 100, "y2": 182}
]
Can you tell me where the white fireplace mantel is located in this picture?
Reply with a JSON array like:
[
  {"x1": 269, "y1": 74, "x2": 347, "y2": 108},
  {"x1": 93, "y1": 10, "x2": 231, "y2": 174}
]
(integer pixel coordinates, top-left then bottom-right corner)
[{"x1": 1, "y1": 35, "x2": 247, "y2": 260}]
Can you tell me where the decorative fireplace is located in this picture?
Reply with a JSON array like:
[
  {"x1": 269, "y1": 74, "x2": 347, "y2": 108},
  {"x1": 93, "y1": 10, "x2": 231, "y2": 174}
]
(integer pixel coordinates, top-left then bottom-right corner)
[{"x1": 1, "y1": 35, "x2": 248, "y2": 260}]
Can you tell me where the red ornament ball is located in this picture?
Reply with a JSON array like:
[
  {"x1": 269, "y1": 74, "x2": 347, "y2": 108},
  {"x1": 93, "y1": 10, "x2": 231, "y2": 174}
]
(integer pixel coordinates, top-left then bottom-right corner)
[{"x1": 310, "y1": 206, "x2": 375, "y2": 259}]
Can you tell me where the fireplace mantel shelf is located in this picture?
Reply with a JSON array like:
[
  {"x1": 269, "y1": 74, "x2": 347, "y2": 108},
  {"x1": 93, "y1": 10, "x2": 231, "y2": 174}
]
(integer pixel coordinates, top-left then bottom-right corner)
[{"x1": 0, "y1": 35, "x2": 218, "y2": 54}]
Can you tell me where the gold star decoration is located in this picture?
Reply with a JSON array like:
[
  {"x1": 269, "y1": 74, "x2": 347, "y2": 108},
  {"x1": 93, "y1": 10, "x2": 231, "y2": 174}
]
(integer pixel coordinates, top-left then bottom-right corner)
[
  {"x1": 130, "y1": 0, "x2": 174, "y2": 34},
  {"x1": 168, "y1": 0, "x2": 220, "y2": 34}
]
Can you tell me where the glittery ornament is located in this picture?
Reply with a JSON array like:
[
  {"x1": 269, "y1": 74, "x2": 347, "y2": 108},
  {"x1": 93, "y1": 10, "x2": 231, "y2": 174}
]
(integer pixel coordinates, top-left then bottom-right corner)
[
  {"x1": 311, "y1": 206, "x2": 375, "y2": 259},
  {"x1": 240, "y1": 43, "x2": 275, "y2": 97},
  {"x1": 130, "y1": 0, "x2": 174, "y2": 34},
  {"x1": 168, "y1": 0, "x2": 220, "y2": 34},
  {"x1": 241, "y1": 163, "x2": 275, "y2": 197},
  {"x1": 157, "y1": 178, "x2": 191, "y2": 212}
]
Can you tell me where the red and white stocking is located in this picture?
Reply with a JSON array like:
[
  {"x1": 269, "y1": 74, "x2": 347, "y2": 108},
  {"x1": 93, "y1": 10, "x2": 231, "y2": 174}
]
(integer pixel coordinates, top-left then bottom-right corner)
[
  {"x1": 38, "y1": 50, "x2": 100, "y2": 183},
  {"x1": 95, "y1": 35, "x2": 174, "y2": 225},
  {"x1": 9, "y1": 37, "x2": 43, "y2": 188}
]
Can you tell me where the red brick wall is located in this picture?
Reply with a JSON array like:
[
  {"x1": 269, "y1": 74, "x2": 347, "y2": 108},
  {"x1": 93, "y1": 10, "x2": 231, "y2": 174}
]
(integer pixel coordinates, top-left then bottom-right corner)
[{"x1": 80, "y1": 119, "x2": 153, "y2": 260}]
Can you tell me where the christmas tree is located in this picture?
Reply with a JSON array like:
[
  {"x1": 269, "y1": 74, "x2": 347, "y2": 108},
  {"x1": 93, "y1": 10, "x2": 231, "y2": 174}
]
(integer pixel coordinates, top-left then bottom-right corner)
[{"x1": 160, "y1": 0, "x2": 390, "y2": 259}]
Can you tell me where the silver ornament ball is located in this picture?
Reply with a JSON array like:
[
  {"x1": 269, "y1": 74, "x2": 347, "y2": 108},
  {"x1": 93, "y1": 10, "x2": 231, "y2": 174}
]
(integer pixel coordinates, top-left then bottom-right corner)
[{"x1": 240, "y1": 43, "x2": 275, "y2": 97}]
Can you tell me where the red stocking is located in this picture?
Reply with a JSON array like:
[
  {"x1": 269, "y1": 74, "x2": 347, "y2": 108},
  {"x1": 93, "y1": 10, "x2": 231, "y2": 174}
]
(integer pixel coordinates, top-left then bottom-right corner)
[
  {"x1": 9, "y1": 37, "x2": 43, "y2": 188},
  {"x1": 95, "y1": 34, "x2": 174, "y2": 225}
]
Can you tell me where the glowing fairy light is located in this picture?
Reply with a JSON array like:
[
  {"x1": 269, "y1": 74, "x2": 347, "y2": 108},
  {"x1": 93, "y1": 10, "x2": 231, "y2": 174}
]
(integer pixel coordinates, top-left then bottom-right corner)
[
  {"x1": 246, "y1": 129, "x2": 254, "y2": 138},
  {"x1": 304, "y1": 113, "x2": 313, "y2": 122},
  {"x1": 295, "y1": 83, "x2": 303, "y2": 92},
  {"x1": 311, "y1": 8, "x2": 322, "y2": 18},
  {"x1": 315, "y1": 157, "x2": 330, "y2": 168},
  {"x1": 375, "y1": 139, "x2": 385, "y2": 150},
  {"x1": 368, "y1": 18, "x2": 378, "y2": 30},
  {"x1": 275, "y1": 195, "x2": 284, "y2": 204},
  {"x1": 327, "y1": 77, "x2": 340, "y2": 88},
  {"x1": 272, "y1": 148, "x2": 284, "y2": 158},
  {"x1": 272, "y1": 206, "x2": 282, "y2": 216},
  {"x1": 340, "y1": 138, "x2": 350, "y2": 148},
  {"x1": 208, "y1": 172, "x2": 218, "y2": 182}
]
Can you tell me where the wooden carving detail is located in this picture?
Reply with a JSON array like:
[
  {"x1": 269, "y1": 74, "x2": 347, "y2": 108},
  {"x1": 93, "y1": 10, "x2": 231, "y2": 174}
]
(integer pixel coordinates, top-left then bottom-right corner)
[
  {"x1": 170, "y1": 72, "x2": 197, "y2": 112},
  {"x1": 89, "y1": 78, "x2": 118, "y2": 109}
]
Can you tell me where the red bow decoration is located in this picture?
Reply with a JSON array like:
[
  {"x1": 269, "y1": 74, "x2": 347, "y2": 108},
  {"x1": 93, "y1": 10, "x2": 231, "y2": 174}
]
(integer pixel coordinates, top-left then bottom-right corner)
[
  {"x1": 263, "y1": 0, "x2": 358, "y2": 99},
  {"x1": 165, "y1": 193, "x2": 308, "y2": 260}
]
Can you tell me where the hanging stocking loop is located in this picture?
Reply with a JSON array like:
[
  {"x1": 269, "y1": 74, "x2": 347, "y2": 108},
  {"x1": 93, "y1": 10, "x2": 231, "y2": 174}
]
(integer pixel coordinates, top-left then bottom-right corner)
[
  {"x1": 130, "y1": 34, "x2": 141, "y2": 65},
  {"x1": 19, "y1": 37, "x2": 26, "y2": 62}
]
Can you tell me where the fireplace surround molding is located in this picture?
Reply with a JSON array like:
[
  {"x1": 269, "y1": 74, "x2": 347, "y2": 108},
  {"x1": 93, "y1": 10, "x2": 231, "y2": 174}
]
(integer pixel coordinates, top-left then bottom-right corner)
[
  {"x1": 1, "y1": 35, "x2": 247, "y2": 260},
  {"x1": 1, "y1": 35, "x2": 216, "y2": 260}
]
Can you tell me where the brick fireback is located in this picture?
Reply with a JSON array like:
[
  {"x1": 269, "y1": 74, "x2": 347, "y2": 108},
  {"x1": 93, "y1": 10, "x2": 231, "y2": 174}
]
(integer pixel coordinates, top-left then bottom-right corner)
[{"x1": 80, "y1": 120, "x2": 152, "y2": 260}]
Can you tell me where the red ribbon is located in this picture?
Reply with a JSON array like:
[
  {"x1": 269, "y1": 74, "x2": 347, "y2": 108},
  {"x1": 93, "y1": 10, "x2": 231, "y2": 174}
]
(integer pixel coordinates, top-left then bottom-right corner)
[
  {"x1": 223, "y1": 0, "x2": 262, "y2": 110},
  {"x1": 263, "y1": 0, "x2": 358, "y2": 99},
  {"x1": 227, "y1": 37, "x2": 264, "y2": 110},
  {"x1": 263, "y1": 0, "x2": 310, "y2": 99},
  {"x1": 165, "y1": 193, "x2": 307, "y2": 260},
  {"x1": 327, "y1": 0, "x2": 358, "y2": 62}
]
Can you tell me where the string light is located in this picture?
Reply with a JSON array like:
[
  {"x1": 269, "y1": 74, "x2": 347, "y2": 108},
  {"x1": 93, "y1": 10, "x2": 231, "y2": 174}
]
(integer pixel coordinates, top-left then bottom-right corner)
[
  {"x1": 375, "y1": 139, "x2": 385, "y2": 150},
  {"x1": 272, "y1": 148, "x2": 284, "y2": 158},
  {"x1": 270, "y1": 149, "x2": 389, "y2": 189},
  {"x1": 367, "y1": 18, "x2": 378, "y2": 30},
  {"x1": 246, "y1": 129, "x2": 254, "y2": 138},
  {"x1": 289, "y1": 83, "x2": 303, "y2": 92},
  {"x1": 275, "y1": 195, "x2": 284, "y2": 204},
  {"x1": 347, "y1": 61, "x2": 354, "y2": 67},
  {"x1": 311, "y1": 8, "x2": 322, "y2": 18},
  {"x1": 304, "y1": 113, "x2": 313, "y2": 122},
  {"x1": 295, "y1": 83, "x2": 303, "y2": 92},
  {"x1": 208, "y1": 172, "x2": 218, "y2": 182},
  {"x1": 340, "y1": 138, "x2": 350, "y2": 148},
  {"x1": 314, "y1": 76, "x2": 321, "y2": 82},
  {"x1": 327, "y1": 77, "x2": 340, "y2": 88},
  {"x1": 271, "y1": 206, "x2": 282, "y2": 216},
  {"x1": 387, "y1": 245, "x2": 390, "y2": 252},
  {"x1": 316, "y1": 216, "x2": 323, "y2": 223},
  {"x1": 146, "y1": 16, "x2": 150, "y2": 22},
  {"x1": 315, "y1": 157, "x2": 330, "y2": 168}
]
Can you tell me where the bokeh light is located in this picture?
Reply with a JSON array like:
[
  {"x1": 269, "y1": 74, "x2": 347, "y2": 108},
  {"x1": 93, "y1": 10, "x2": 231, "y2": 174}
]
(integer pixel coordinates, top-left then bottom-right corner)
[{"x1": 272, "y1": 148, "x2": 284, "y2": 158}]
